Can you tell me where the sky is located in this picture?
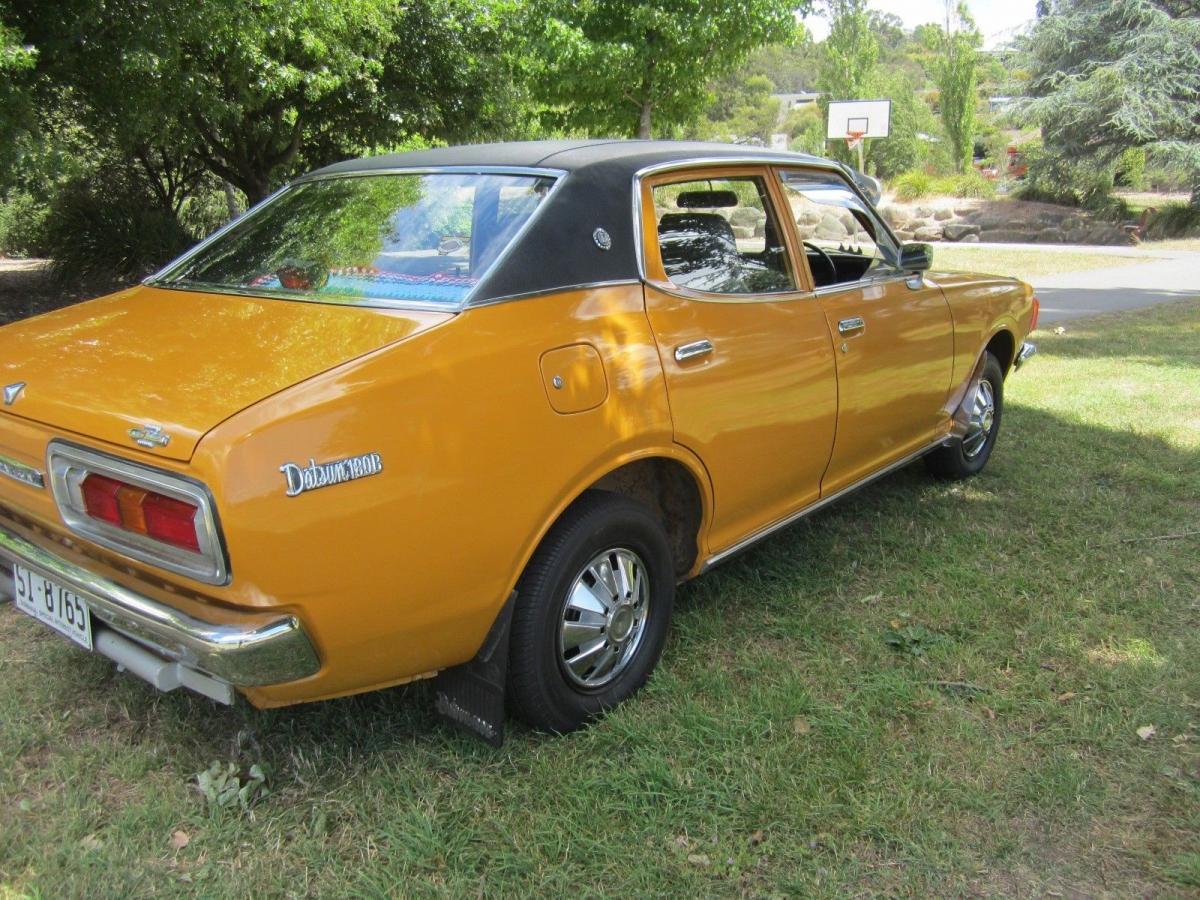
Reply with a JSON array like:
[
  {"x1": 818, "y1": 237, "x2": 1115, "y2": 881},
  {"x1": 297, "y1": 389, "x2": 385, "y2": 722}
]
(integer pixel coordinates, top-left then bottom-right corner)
[{"x1": 803, "y1": 0, "x2": 1040, "y2": 50}]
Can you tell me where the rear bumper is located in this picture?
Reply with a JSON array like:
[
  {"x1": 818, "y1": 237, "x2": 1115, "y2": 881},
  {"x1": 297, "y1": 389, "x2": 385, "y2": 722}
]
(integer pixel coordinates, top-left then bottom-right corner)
[
  {"x1": 0, "y1": 524, "x2": 320, "y2": 688},
  {"x1": 1014, "y1": 341, "x2": 1037, "y2": 370}
]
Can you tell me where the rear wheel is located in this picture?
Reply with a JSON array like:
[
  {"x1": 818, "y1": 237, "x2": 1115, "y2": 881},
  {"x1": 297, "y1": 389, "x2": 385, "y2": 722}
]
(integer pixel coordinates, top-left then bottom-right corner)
[
  {"x1": 925, "y1": 352, "x2": 1004, "y2": 480},
  {"x1": 507, "y1": 492, "x2": 674, "y2": 733}
]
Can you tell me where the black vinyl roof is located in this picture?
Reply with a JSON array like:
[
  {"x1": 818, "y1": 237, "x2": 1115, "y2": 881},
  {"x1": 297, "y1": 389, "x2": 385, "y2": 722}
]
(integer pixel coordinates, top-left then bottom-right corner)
[{"x1": 306, "y1": 141, "x2": 838, "y2": 305}]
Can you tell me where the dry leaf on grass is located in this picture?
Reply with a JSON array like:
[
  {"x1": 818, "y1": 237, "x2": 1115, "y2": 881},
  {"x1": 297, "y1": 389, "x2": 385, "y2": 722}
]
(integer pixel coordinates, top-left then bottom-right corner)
[
  {"x1": 1056, "y1": 692, "x2": 1077, "y2": 702},
  {"x1": 687, "y1": 853, "x2": 711, "y2": 867},
  {"x1": 748, "y1": 829, "x2": 766, "y2": 847},
  {"x1": 792, "y1": 717, "x2": 811, "y2": 735},
  {"x1": 170, "y1": 830, "x2": 191, "y2": 850},
  {"x1": 1136, "y1": 725, "x2": 1157, "y2": 741}
]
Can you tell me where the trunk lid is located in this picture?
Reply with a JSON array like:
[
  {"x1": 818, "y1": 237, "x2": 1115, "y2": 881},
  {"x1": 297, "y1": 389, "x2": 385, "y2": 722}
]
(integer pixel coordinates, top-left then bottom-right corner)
[{"x1": 0, "y1": 285, "x2": 452, "y2": 461}]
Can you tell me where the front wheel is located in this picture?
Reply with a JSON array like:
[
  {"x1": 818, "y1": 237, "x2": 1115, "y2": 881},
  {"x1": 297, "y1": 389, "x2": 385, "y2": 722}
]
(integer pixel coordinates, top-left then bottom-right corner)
[
  {"x1": 507, "y1": 492, "x2": 674, "y2": 733},
  {"x1": 925, "y1": 352, "x2": 1005, "y2": 480}
]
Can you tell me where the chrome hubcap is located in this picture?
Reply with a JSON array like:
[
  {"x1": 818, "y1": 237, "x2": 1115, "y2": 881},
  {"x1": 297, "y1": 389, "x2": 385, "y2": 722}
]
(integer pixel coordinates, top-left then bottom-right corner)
[
  {"x1": 963, "y1": 378, "x2": 996, "y2": 459},
  {"x1": 557, "y1": 548, "x2": 650, "y2": 689}
]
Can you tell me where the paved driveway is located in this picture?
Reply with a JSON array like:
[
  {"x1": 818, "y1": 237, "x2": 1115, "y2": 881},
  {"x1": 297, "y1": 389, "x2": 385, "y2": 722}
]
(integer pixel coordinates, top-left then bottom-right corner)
[{"x1": 943, "y1": 242, "x2": 1200, "y2": 324}]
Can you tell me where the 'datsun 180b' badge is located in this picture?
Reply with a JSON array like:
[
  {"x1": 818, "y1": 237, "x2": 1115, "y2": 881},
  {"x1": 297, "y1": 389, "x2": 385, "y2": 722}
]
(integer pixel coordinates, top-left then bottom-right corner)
[{"x1": 280, "y1": 452, "x2": 383, "y2": 497}]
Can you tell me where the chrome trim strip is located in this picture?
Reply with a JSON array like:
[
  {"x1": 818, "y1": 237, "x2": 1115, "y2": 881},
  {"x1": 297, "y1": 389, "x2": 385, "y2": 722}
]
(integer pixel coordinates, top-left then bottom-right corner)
[
  {"x1": 463, "y1": 279, "x2": 642, "y2": 309},
  {"x1": 0, "y1": 525, "x2": 319, "y2": 686},
  {"x1": 699, "y1": 437, "x2": 947, "y2": 573},
  {"x1": 1014, "y1": 341, "x2": 1037, "y2": 370},
  {"x1": 296, "y1": 165, "x2": 570, "y2": 182},
  {"x1": 46, "y1": 441, "x2": 230, "y2": 586}
]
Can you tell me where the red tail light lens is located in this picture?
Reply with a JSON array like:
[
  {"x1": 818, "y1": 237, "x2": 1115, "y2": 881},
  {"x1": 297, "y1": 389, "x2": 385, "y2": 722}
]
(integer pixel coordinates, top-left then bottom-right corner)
[
  {"x1": 1031, "y1": 295, "x2": 1040, "y2": 332},
  {"x1": 80, "y1": 474, "x2": 123, "y2": 526},
  {"x1": 143, "y1": 493, "x2": 201, "y2": 551},
  {"x1": 80, "y1": 472, "x2": 200, "y2": 552}
]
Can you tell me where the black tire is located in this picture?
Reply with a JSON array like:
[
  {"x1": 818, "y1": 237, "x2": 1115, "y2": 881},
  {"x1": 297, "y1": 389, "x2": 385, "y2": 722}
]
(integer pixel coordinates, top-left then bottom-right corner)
[
  {"x1": 925, "y1": 352, "x2": 1005, "y2": 480},
  {"x1": 507, "y1": 491, "x2": 675, "y2": 733}
]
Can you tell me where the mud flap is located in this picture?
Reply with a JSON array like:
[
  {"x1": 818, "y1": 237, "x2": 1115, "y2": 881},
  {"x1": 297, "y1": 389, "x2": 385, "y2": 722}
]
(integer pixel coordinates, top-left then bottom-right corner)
[{"x1": 433, "y1": 591, "x2": 515, "y2": 747}]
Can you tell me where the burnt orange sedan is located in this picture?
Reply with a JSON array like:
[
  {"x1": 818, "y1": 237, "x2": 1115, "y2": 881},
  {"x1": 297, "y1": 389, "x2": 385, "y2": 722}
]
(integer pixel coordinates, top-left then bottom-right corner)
[{"x1": 0, "y1": 142, "x2": 1037, "y2": 743}]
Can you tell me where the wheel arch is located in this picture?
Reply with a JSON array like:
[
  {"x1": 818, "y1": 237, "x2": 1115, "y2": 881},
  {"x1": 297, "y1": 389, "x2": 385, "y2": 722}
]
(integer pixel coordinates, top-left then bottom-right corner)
[{"x1": 985, "y1": 323, "x2": 1017, "y2": 376}]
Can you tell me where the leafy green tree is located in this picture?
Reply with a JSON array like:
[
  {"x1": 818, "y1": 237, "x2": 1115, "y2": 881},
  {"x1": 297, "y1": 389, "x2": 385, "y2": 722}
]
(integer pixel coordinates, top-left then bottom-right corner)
[
  {"x1": 531, "y1": 0, "x2": 806, "y2": 139},
  {"x1": 1019, "y1": 0, "x2": 1200, "y2": 207},
  {"x1": 817, "y1": 0, "x2": 879, "y2": 104},
  {"x1": 0, "y1": 15, "x2": 36, "y2": 175},
  {"x1": 13, "y1": 0, "x2": 517, "y2": 203},
  {"x1": 932, "y1": 4, "x2": 981, "y2": 173},
  {"x1": 694, "y1": 74, "x2": 782, "y2": 144}
]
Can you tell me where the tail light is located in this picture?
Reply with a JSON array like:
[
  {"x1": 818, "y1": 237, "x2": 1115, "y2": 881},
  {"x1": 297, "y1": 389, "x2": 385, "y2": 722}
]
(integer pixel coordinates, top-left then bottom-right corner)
[
  {"x1": 80, "y1": 473, "x2": 202, "y2": 551},
  {"x1": 48, "y1": 441, "x2": 228, "y2": 584},
  {"x1": 1030, "y1": 295, "x2": 1040, "y2": 332}
]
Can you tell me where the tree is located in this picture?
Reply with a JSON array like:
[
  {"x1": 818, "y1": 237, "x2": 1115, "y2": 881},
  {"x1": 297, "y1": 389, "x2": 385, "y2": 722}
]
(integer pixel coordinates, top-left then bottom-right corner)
[
  {"x1": 13, "y1": 0, "x2": 517, "y2": 203},
  {"x1": 933, "y1": 4, "x2": 981, "y2": 173},
  {"x1": 1019, "y1": 0, "x2": 1200, "y2": 207},
  {"x1": 817, "y1": 0, "x2": 879, "y2": 105},
  {"x1": 531, "y1": 0, "x2": 806, "y2": 139},
  {"x1": 0, "y1": 15, "x2": 36, "y2": 176}
]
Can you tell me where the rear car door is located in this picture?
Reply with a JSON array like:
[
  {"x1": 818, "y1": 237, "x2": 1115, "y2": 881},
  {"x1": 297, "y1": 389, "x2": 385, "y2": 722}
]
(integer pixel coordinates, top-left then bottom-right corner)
[
  {"x1": 638, "y1": 166, "x2": 837, "y2": 553},
  {"x1": 775, "y1": 167, "x2": 955, "y2": 496}
]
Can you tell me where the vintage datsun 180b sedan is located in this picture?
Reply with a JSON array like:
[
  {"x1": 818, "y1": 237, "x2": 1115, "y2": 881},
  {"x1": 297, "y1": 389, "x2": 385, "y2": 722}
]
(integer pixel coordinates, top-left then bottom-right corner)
[{"x1": 0, "y1": 141, "x2": 1037, "y2": 743}]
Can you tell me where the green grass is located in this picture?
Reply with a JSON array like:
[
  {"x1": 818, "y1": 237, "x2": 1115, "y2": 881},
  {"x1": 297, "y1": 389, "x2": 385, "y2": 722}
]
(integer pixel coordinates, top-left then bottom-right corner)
[
  {"x1": 932, "y1": 245, "x2": 1153, "y2": 282},
  {"x1": 3, "y1": 301, "x2": 1199, "y2": 897}
]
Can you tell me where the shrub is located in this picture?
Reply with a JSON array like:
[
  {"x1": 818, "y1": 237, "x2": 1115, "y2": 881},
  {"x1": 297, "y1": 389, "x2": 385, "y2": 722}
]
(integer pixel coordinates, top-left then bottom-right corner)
[
  {"x1": 41, "y1": 171, "x2": 193, "y2": 285},
  {"x1": 0, "y1": 190, "x2": 51, "y2": 257},
  {"x1": 893, "y1": 171, "x2": 932, "y2": 201},
  {"x1": 930, "y1": 171, "x2": 995, "y2": 199},
  {"x1": 1142, "y1": 202, "x2": 1200, "y2": 240}
]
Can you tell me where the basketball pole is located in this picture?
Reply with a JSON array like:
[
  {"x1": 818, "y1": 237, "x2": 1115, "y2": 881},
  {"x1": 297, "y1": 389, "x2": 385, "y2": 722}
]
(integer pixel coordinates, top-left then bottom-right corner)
[{"x1": 856, "y1": 139, "x2": 865, "y2": 174}]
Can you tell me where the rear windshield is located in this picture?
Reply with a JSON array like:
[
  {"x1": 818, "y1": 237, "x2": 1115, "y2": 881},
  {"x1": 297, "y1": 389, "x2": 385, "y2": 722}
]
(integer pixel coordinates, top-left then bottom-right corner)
[{"x1": 153, "y1": 172, "x2": 557, "y2": 308}]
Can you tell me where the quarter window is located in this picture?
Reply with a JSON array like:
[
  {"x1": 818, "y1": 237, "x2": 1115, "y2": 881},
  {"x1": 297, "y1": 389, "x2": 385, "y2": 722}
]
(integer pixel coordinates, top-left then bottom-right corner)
[
  {"x1": 778, "y1": 171, "x2": 899, "y2": 289},
  {"x1": 651, "y1": 176, "x2": 794, "y2": 295}
]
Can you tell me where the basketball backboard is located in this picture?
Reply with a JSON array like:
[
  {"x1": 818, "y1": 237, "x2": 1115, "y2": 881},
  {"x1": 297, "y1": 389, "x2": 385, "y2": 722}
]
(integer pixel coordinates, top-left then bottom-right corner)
[{"x1": 826, "y1": 99, "x2": 892, "y2": 140}]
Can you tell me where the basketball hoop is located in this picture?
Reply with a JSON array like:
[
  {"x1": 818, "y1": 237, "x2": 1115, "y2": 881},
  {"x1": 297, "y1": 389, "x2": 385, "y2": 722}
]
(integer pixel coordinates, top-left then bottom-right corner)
[{"x1": 845, "y1": 131, "x2": 866, "y2": 151}]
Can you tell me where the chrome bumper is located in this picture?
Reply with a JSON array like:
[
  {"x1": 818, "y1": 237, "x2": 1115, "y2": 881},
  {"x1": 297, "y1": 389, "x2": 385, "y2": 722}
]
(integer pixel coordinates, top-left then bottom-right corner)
[
  {"x1": 1014, "y1": 341, "x2": 1037, "y2": 370},
  {"x1": 0, "y1": 524, "x2": 319, "y2": 687}
]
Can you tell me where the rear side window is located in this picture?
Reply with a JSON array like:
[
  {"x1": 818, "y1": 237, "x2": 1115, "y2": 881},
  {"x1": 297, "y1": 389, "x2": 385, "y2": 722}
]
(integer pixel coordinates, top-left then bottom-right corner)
[{"x1": 651, "y1": 176, "x2": 795, "y2": 295}]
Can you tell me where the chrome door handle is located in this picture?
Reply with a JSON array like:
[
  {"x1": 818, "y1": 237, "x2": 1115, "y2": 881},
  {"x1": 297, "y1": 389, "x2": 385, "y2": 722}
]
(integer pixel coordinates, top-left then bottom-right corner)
[
  {"x1": 838, "y1": 316, "x2": 866, "y2": 335},
  {"x1": 674, "y1": 339, "x2": 714, "y2": 362}
]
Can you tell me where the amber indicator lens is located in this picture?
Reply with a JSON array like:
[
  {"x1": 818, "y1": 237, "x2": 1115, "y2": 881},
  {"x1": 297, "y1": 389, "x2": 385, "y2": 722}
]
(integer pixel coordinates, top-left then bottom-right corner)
[{"x1": 80, "y1": 472, "x2": 201, "y2": 552}]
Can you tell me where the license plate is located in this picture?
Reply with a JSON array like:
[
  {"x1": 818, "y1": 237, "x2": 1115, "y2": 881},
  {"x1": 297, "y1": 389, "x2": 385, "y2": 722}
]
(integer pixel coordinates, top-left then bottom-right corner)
[{"x1": 12, "y1": 564, "x2": 94, "y2": 651}]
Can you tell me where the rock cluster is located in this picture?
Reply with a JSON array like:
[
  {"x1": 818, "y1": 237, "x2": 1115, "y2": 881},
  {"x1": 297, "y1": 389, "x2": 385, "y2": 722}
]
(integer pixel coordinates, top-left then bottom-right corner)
[{"x1": 877, "y1": 199, "x2": 1137, "y2": 246}]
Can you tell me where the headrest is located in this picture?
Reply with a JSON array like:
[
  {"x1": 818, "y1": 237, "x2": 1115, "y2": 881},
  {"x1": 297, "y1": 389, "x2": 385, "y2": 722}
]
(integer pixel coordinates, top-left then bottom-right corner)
[
  {"x1": 658, "y1": 212, "x2": 737, "y2": 244},
  {"x1": 675, "y1": 190, "x2": 739, "y2": 209}
]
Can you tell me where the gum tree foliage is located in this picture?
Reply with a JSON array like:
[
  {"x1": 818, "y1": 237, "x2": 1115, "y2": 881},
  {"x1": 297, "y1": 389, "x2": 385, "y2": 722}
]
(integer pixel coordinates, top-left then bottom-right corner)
[
  {"x1": 932, "y1": 4, "x2": 981, "y2": 173},
  {"x1": 531, "y1": 0, "x2": 807, "y2": 139},
  {"x1": 11, "y1": 0, "x2": 515, "y2": 204},
  {"x1": 817, "y1": 0, "x2": 879, "y2": 105},
  {"x1": 0, "y1": 15, "x2": 37, "y2": 174},
  {"x1": 1019, "y1": 0, "x2": 1200, "y2": 207}
]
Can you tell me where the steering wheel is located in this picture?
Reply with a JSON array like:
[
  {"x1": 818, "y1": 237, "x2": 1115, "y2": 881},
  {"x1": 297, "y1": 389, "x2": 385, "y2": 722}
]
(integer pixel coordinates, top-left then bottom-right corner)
[{"x1": 802, "y1": 241, "x2": 837, "y2": 286}]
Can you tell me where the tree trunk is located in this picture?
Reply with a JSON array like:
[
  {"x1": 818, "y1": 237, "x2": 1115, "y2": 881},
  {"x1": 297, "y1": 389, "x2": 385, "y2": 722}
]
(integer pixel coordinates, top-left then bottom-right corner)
[
  {"x1": 223, "y1": 181, "x2": 242, "y2": 220},
  {"x1": 637, "y1": 101, "x2": 653, "y2": 140}
]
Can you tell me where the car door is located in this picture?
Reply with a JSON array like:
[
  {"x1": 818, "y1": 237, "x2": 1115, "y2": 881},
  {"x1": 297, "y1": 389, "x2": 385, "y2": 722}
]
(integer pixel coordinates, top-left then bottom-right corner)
[
  {"x1": 775, "y1": 167, "x2": 955, "y2": 496},
  {"x1": 638, "y1": 166, "x2": 838, "y2": 553}
]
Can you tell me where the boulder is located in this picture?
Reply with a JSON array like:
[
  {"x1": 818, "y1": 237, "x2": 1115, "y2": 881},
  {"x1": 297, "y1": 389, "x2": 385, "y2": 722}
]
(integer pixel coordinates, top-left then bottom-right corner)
[
  {"x1": 979, "y1": 228, "x2": 1034, "y2": 243},
  {"x1": 942, "y1": 223, "x2": 981, "y2": 242},
  {"x1": 958, "y1": 233, "x2": 980, "y2": 243},
  {"x1": 915, "y1": 205, "x2": 934, "y2": 218},
  {"x1": 729, "y1": 206, "x2": 766, "y2": 229},
  {"x1": 953, "y1": 206, "x2": 978, "y2": 217},
  {"x1": 731, "y1": 225, "x2": 755, "y2": 240},
  {"x1": 797, "y1": 208, "x2": 823, "y2": 227},
  {"x1": 894, "y1": 229, "x2": 915, "y2": 242},
  {"x1": 880, "y1": 205, "x2": 908, "y2": 227},
  {"x1": 933, "y1": 208, "x2": 954, "y2": 221},
  {"x1": 914, "y1": 225, "x2": 943, "y2": 241},
  {"x1": 1037, "y1": 227, "x2": 1064, "y2": 243}
]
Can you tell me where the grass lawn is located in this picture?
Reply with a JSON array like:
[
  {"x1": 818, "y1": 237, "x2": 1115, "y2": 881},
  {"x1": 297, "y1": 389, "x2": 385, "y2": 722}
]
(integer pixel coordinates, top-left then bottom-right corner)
[
  {"x1": 931, "y1": 245, "x2": 1153, "y2": 282},
  {"x1": 2, "y1": 301, "x2": 1199, "y2": 897}
]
